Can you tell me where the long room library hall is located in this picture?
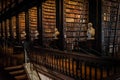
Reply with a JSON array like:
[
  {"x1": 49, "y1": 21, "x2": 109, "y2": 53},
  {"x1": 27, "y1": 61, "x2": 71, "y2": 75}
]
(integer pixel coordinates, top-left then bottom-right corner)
[{"x1": 0, "y1": 0, "x2": 120, "y2": 80}]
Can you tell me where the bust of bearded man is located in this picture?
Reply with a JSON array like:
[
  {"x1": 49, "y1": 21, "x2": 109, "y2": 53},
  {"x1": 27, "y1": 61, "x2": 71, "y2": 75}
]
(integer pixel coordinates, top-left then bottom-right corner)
[{"x1": 87, "y1": 22, "x2": 95, "y2": 40}]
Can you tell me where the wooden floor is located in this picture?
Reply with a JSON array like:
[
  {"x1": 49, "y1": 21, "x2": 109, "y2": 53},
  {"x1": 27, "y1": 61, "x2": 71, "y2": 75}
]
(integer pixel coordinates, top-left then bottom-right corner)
[{"x1": 0, "y1": 67, "x2": 15, "y2": 80}]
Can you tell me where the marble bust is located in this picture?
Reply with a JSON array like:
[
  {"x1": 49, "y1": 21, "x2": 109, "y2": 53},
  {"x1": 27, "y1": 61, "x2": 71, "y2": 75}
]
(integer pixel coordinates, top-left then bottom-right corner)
[
  {"x1": 54, "y1": 28, "x2": 60, "y2": 39},
  {"x1": 87, "y1": 22, "x2": 95, "y2": 40}
]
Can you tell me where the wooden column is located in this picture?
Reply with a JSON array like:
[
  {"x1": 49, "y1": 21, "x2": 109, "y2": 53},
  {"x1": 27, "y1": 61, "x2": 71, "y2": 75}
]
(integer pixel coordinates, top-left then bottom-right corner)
[
  {"x1": 25, "y1": 10, "x2": 30, "y2": 41},
  {"x1": 1, "y1": 21, "x2": 3, "y2": 38},
  {"x1": 56, "y1": 0, "x2": 64, "y2": 50},
  {"x1": 96, "y1": 0, "x2": 102, "y2": 52},
  {"x1": 9, "y1": 17, "x2": 13, "y2": 39},
  {"x1": 4, "y1": 20, "x2": 7, "y2": 39},
  {"x1": 37, "y1": 2, "x2": 43, "y2": 46},
  {"x1": 16, "y1": 14, "x2": 20, "y2": 43},
  {"x1": 88, "y1": 0, "x2": 102, "y2": 52}
]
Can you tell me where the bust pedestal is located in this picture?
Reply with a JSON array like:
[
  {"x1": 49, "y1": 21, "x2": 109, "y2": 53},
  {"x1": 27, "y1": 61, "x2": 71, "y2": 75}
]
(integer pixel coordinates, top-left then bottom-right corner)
[{"x1": 87, "y1": 39, "x2": 94, "y2": 49}]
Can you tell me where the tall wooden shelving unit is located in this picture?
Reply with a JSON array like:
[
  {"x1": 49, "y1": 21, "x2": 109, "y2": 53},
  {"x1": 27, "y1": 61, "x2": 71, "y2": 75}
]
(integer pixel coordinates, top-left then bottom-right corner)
[
  {"x1": 11, "y1": 16, "x2": 17, "y2": 39},
  {"x1": 18, "y1": 12, "x2": 26, "y2": 41},
  {"x1": 2, "y1": 21, "x2": 5, "y2": 38},
  {"x1": 42, "y1": 0, "x2": 56, "y2": 47},
  {"x1": 102, "y1": 0, "x2": 120, "y2": 56},
  {"x1": 0, "y1": 22, "x2": 3, "y2": 38},
  {"x1": 6, "y1": 19, "x2": 10, "y2": 38},
  {"x1": 28, "y1": 7, "x2": 38, "y2": 40},
  {"x1": 63, "y1": 0, "x2": 89, "y2": 50}
]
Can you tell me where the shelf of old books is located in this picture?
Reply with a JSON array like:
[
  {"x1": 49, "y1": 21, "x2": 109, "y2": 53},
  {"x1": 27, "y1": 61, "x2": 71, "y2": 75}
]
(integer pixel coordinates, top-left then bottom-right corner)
[
  {"x1": 102, "y1": 0, "x2": 120, "y2": 55},
  {"x1": 11, "y1": 16, "x2": 16, "y2": 39},
  {"x1": 63, "y1": 0, "x2": 89, "y2": 50},
  {"x1": 42, "y1": 0, "x2": 56, "y2": 47},
  {"x1": 6, "y1": 19, "x2": 10, "y2": 38},
  {"x1": 2, "y1": 21, "x2": 5, "y2": 38},
  {"x1": 28, "y1": 7, "x2": 38, "y2": 40},
  {"x1": 18, "y1": 12, "x2": 26, "y2": 40}
]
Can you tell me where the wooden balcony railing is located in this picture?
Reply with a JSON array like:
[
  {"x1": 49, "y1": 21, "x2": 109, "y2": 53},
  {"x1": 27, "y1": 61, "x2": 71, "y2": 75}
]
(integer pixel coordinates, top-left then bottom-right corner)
[
  {"x1": 0, "y1": 38, "x2": 120, "y2": 80},
  {"x1": 29, "y1": 46, "x2": 120, "y2": 80}
]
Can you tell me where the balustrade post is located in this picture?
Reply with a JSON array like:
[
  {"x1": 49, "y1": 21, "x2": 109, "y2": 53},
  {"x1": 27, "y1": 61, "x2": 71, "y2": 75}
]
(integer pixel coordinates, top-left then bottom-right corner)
[
  {"x1": 89, "y1": 63, "x2": 92, "y2": 80},
  {"x1": 100, "y1": 64, "x2": 103, "y2": 80},
  {"x1": 94, "y1": 63, "x2": 97, "y2": 80}
]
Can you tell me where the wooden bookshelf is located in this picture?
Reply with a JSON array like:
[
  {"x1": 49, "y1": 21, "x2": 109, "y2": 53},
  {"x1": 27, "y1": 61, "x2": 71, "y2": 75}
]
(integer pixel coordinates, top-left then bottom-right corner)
[
  {"x1": 18, "y1": 12, "x2": 26, "y2": 40},
  {"x1": 63, "y1": 0, "x2": 89, "y2": 50},
  {"x1": 6, "y1": 19, "x2": 10, "y2": 38},
  {"x1": 11, "y1": 16, "x2": 16, "y2": 39},
  {"x1": 102, "y1": 0, "x2": 120, "y2": 55},
  {"x1": 42, "y1": 0, "x2": 56, "y2": 47},
  {"x1": 2, "y1": 21, "x2": 5, "y2": 38},
  {"x1": 28, "y1": 7, "x2": 38, "y2": 40}
]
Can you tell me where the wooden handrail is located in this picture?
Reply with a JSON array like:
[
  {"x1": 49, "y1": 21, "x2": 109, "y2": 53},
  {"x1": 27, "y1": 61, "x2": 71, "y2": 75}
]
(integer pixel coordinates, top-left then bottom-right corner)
[{"x1": 28, "y1": 46, "x2": 120, "y2": 80}]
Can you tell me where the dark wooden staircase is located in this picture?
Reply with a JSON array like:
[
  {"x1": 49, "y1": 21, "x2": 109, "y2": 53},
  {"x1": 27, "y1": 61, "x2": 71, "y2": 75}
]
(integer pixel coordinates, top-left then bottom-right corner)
[{"x1": 4, "y1": 65, "x2": 29, "y2": 80}]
